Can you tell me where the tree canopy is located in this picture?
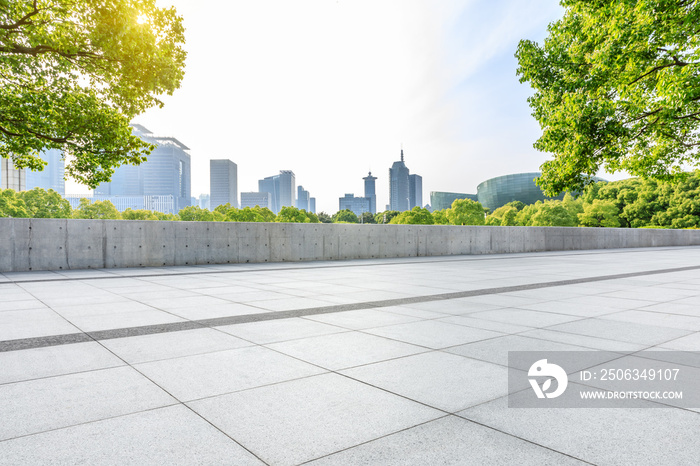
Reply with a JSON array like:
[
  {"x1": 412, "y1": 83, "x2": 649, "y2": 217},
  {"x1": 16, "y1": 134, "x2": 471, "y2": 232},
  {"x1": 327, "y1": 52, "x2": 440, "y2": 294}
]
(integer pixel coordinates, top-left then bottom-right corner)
[
  {"x1": 0, "y1": 0, "x2": 186, "y2": 187},
  {"x1": 389, "y1": 206, "x2": 434, "y2": 225},
  {"x1": 446, "y1": 199, "x2": 485, "y2": 225},
  {"x1": 517, "y1": 0, "x2": 700, "y2": 196}
]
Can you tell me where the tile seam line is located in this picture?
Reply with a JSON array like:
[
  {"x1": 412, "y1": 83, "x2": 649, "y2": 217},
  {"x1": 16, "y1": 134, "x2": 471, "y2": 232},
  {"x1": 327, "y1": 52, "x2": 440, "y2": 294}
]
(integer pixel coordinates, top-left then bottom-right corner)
[
  {"x1": 1, "y1": 246, "x2": 695, "y2": 284},
  {"x1": 3, "y1": 263, "x2": 700, "y2": 353}
]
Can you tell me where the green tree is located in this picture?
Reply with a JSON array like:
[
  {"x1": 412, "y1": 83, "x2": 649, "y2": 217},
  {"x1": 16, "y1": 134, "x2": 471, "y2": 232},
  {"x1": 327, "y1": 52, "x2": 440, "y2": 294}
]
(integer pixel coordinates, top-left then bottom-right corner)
[
  {"x1": 389, "y1": 207, "x2": 434, "y2": 225},
  {"x1": 530, "y1": 200, "x2": 577, "y2": 227},
  {"x1": 374, "y1": 210, "x2": 399, "y2": 224},
  {"x1": 578, "y1": 200, "x2": 621, "y2": 228},
  {"x1": 359, "y1": 212, "x2": 376, "y2": 224},
  {"x1": 432, "y1": 209, "x2": 449, "y2": 225},
  {"x1": 516, "y1": 0, "x2": 700, "y2": 196},
  {"x1": 72, "y1": 198, "x2": 121, "y2": 219},
  {"x1": 485, "y1": 205, "x2": 520, "y2": 226},
  {"x1": 655, "y1": 172, "x2": 700, "y2": 228},
  {"x1": 317, "y1": 211, "x2": 332, "y2": 223},
  {"x1": 121, "y1": 208, "x2": 158, "y2": 220},
  {"x1": 622, "y1": 178, "x2": 668, "y2": 227},
  {"x1": 0, "y1": 188, "x2": 29, "y2": 217},
  {"x1": 1, "y1": 1, "x2": 186, "y2": 187},
  {"x1": 19, "y1": 187, "x2": 71, "y2": 218},
  {"x1": 213, "y1": 203, "x2": 233, "y2": 216},
  {"x1": 333, "y1": 209, "x2": 359, "y2": 223},
  {"x1": 275, "y1": 206, "x2": 318, "y2": 223},
  {"x1": 446, "y1": 199, "x2": 485, "y2": 225},
  {"x1": 515, "y1": 202, "x2": 540, "y2": 226},
  {"x1": 178, "y1": 206, "x2": 222, "y2": 222},
  {"x1": 155, "y1": 212, "x2": 179, "y2": 221}
]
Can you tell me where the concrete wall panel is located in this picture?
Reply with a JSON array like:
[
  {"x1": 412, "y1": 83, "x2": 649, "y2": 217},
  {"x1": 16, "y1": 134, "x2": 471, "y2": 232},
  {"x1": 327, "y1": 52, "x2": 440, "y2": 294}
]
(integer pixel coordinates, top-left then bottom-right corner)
[{"x1": 3, "y1": 218, "x2": 700, "y2": 272}]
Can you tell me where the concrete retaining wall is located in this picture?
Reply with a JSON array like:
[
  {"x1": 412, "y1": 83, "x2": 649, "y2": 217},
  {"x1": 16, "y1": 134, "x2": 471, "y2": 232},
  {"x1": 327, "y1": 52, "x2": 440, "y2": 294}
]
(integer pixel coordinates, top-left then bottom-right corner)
[{"x1": 1, "y1": 218, "x2": 699, "y2": 272}]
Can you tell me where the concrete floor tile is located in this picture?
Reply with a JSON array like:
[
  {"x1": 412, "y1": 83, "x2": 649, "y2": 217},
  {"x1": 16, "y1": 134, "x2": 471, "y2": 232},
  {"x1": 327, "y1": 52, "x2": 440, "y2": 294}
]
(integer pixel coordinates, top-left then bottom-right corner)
[
  {"x1": 0, "y1": 308, "x2": 80, "y2": 341},
  {"x1": 468, "y1": 308, "x2": 583, "y2": 328},
  {"x1": 518, "y1": 328, "x2": 646, "y2": 352},
  {"x1": 444, "y1": 335, "x2": 600, "y2": 369},
  {"x1": 0, "y1": 299, "x2": 48, "y2": 312},
  {"x1": 304, "y1": 308, "x2": 422, "y2": 330},
  {"x1": 658, "y1": 332, "x2": 700, "y2": 350},
  {"x1": 0, "y1": 366, "x2": 175, "y2": 440},
  {"x1": 99, "y1": 328, "x2": 253, "y2": 364},
  {"x1": 217, "y1": 317, "x2": 346, "y2": 344},
  {"x1": 167, "y1": 302, "x2": 266, "y2": 320},
  {"x1": 517, "y1": 300, "x2": 621, "y2": 317},
  {"x1": 308, "y1": 415, "x2": 586, "y2": 465},
  {"x1": 135, "y1": 345, "x2": 326, "y2": 401},
  {"x1": 437, "y1": 315, "x2": 533, "y2": 334},
  {"x1": 364, "y1": 320, "x2": 503, "y2": 349},
  {"x1": 188, "y1": 373, "x2": 442, "y2": 466},
  {"x1": 0, "y1": 342, "x2": 125, "y2": 385},
  {"x1": 341, "y1": 351, "x2": 508, "y2": 412},
  {"x1": 65, "y1": 309, "x2": 187, "y2": 333},
  {"x1": 0, "y1": 405, "x2": 264, "y2": 466},
  {"x1": 459, "y1": 397, "x2": 700, "y2": 466},
  {"x1": 546, "y1": 318, "x2": 692, "y2": 346},
  {"x1": 599, "y1": 309, "x2": 700, "y2": 331},
  {"x1": 268, "y1": 331, "x2": 428, "y2": 370},
  {"x1": 404, "y1": 299, "x2": 505, "y2": 314}
]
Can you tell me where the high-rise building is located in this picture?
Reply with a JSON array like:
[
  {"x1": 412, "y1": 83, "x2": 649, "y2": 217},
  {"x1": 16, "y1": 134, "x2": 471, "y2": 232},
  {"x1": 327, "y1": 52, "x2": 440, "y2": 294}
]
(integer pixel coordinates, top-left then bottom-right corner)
[
  {"x1": 258, "y1": 170, "x2": 295, "y2": 214},
  {"x1": 296, "y1": 185, "x2": 310, "y2": 211},
  {"x1": 210, "y1": 159, "x2": 238, "y2": 209},
  {"x1": 339, "y1": 193, "x2": 370, "y2": 217},
  {"x1": 389, "y1": 149, "x2": 410, "y2": 212},
  {"x1": 25, "y1": 149, "x2": 65, "y2": 194},
  {"x1": 94, "y1": 125, "x2": 191, "y2": 213},
  {"x1": 198, "y1": 194, "x2": 211, "y2": 210},
  {"x1": 409, "y1": 174, "x2": 422, "y2": 209},
  {"x1": 363, "y1": 171, "x2": 377, "y2": 214},
  {"x1": 0, "y1": 158, "x2": 26, "y2": 191},
  {"x1": 241, "y1": 192, "x2": 271, "y2": 209},
  {"x1": 309, "y1": 197, "x2": 316, "y2": 214}
]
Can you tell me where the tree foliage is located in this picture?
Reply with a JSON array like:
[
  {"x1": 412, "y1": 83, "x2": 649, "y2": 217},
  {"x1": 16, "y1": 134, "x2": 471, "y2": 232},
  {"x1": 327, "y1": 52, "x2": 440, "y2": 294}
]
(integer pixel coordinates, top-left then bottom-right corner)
[
  {"x1": 446, "y1": 199, "x2": 485, "y2": 225},
  {"x1": 317, "y1": 211, "x2": 332, "y2": 223},
  {"x1": 389, "y1": 206, "x2": 434, "y2": 225},
  {"x1": 432, "y1": 209, "x2": 449, "y2": 225},
  {"x1": 359, "y1": 212, "x2": 376, "y2": 224},
  {"x1": 517, "y1": 0, "x2": 700, "y2": 196},
  {"x1": 0, "y1": 0, "x2": 186, "y2": 187},
  {"x1": 0, "y1": 188, "x2": 29, "y2": 217},
  {"x1": 578, "y1": 199, "x2": 621, "y2": 227},
  {"x1": 121, "y1": 208, "x2": 158, "y2": 220},
  {"x1": 333, "y1": 209, "x2": 359, "y2": 223},
  {"x1": 178, "y1": 206, "x2": 222, "y2": 222},
  {"x1": 72, "y1": 198, "x2": 120, "y2": 219},
  {"x1": 275, "y1": 206, "x2": 319, "y2": 223},
  {"x1": 374, "y1": 210, "x2": 399, "y2": 224},
  {"x1": 20, "y1": 187, "x2": 71, "y2": 218}
]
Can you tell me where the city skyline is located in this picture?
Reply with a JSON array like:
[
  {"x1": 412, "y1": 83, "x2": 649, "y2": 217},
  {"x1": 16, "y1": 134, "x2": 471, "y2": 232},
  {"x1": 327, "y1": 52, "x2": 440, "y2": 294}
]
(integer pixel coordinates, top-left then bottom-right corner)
[{"x1": 63, "y1": 1, "x2": 630, "y2": 213}]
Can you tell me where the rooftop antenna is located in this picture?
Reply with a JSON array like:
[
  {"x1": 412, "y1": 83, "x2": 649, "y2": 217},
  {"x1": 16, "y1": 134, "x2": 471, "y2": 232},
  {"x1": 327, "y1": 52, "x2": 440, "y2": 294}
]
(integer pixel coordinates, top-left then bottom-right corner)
[{"x1": 400, "y1": 143, "x2": 404, "y2": 162}]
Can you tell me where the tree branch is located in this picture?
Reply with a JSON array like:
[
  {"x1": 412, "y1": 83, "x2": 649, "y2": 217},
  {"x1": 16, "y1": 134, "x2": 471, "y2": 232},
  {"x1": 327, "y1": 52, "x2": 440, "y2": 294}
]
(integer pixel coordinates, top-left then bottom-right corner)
[{"x1": 0, "y1": 1, "x2": 40, "y2": 31}]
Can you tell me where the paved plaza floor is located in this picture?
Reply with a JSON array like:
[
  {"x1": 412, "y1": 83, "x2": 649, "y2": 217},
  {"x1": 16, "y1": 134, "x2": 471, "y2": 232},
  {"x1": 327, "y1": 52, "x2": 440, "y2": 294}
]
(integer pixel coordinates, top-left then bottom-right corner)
[{"x1": 1, "y1": 247, "x2": 700, "y2": 465}]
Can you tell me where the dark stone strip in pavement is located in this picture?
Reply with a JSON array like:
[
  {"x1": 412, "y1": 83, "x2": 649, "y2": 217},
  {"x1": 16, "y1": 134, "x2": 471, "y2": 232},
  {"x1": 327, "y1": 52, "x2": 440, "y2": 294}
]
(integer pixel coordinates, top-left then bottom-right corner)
[
  {"x1": 0, "y1": 333, "x2": 93, "y2": 352},
  {"x1": 2, "y1": 264, "x2": 700, "y2": 353}
]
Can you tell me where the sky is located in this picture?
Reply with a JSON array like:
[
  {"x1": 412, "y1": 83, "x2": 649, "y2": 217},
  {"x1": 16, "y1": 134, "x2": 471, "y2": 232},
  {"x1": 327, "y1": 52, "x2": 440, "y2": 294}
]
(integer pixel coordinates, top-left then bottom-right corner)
[{"x1": 71, "y1": 0, "x2": 624, "y2": 214}]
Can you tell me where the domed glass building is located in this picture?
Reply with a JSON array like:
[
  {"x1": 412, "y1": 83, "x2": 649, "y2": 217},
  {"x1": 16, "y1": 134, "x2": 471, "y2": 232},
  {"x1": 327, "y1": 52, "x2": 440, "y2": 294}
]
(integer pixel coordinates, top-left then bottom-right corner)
[{"x1": 476, "y1": 172, "x2": 564, "y2": 212}]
